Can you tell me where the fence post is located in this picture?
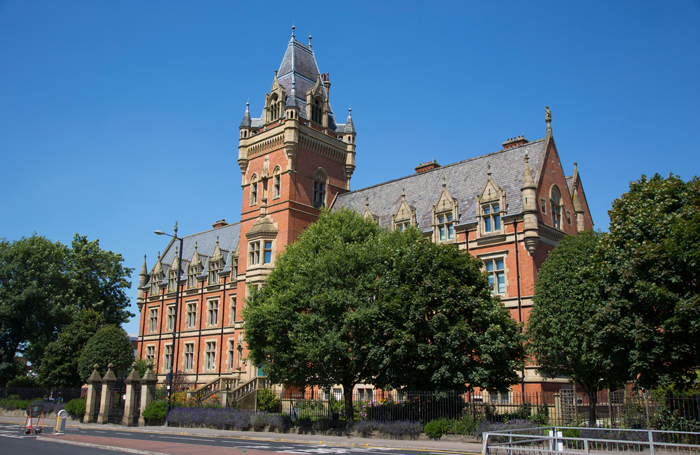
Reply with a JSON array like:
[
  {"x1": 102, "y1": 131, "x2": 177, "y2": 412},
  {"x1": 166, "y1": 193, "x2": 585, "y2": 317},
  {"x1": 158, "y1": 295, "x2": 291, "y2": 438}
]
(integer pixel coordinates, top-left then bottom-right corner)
[
  {"x1": 138, "y1": 365, "x2": 158, "y2": 426},
  {"x1": 482, "y1": 432, "x2": 490, "y2": 455},
  {"x1": 97, "y1": 363, "x2": 117, "y2": 424},
  {"x1": 122, "y1": 362, "x2": 140, "y2": 426},
  {"x1": 648, "y1": 430, "x2": 655, "y2": 455},
  {"x1": 85, "y1": 364, "x2": 102, "y2": 423},
  {"x1": 644, "y1": 392, "x2": 651, "y2": 429}
]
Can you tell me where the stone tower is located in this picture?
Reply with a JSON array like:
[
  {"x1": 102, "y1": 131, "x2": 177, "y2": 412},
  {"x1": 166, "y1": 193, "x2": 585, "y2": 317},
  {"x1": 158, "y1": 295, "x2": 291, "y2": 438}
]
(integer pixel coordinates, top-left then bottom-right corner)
[{"x1": 236, "y1": 26, "x2": 356, "y2": 289}]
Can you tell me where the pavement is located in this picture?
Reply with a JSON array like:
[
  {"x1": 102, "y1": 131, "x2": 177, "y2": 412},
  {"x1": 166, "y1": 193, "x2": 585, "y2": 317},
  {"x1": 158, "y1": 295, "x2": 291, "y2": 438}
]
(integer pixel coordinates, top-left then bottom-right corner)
[{"x1": 0, "y1": 415, "x2": 484, "y2": 455}]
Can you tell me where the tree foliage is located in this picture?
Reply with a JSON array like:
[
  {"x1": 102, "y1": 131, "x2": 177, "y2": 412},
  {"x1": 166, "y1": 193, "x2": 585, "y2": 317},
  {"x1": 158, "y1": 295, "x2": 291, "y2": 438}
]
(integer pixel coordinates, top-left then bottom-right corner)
[
  {"x1": 0, "y1": 233, "x2": 133, "y2": 386},
  {"x1": 244, "y1": 209, "x2": 524, "y2": 427},
  {"x1": 527, "y1": 230, "x2": 622, "y2": 426},
  {"x1": 78, "y1": 325, "x2": 135, "y2": 381},
  {"x1": 595, "y1": 174, "x2": 700, "y2": 389},
  {"x1": 38, "y1": 309, "x2": 106, "y2": 387}
]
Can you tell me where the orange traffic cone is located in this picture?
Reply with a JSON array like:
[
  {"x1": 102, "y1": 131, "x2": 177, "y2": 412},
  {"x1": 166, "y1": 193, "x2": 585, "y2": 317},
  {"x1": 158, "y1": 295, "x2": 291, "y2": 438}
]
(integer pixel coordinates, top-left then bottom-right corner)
[{"x1": 24, "y1": 417, "x2": 32, "y2": 434}]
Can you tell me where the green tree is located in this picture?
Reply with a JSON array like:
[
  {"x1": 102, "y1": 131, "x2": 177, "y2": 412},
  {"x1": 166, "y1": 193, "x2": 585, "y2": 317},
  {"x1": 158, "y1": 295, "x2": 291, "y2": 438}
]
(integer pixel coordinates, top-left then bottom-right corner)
[
  {"x1": 0, "y1": 234, "x2": 133, "y2": 386},
  {"x1": 38, "y1": 310, "x2": 106, "y2": 387},
  {"x1": 244, "y1": 209, "x2": 524, "y2": 428},
  {"x1": 78, "y1": 325, "x2": 135, "y2": 381},
  {"x1": 527, "y1": 230, "x2": 623, "y2": 426},
  {"x1": 595, "y1": 174, "x2": 700, "y2": 389}
]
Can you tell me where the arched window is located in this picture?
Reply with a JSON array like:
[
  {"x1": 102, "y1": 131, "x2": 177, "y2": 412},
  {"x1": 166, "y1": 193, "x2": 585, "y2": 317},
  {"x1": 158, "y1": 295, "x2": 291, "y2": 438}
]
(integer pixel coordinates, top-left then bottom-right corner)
[
  {"x1": 250, "y1": 174, "x2": 258, "y2": 206},
  {"x1": 312, "y1": 98, "x2": 323, "y2": 124},
  {"x1": 313, "y1": 169, "x2": 327, "y2": 208},
  {"x1": 550, "y1": 185, "x2": 562, "y2": 229}
]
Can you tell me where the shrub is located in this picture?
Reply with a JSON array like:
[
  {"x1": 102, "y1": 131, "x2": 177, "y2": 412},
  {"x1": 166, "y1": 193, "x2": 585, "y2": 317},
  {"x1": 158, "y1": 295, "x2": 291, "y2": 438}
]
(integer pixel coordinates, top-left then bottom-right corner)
[
  {"x1": 142, "y1": 399, "x2": 167, "y2": 420},
  {"x1": 448, "y1": 412, "x2": 483, "y2": 435},
  {"x1": 257, "y1": 389, "x2": 281, "y2": 413},
  {"x1": 354, "y1": 419, "x2": 380, "y2": 436},
  {"x1": 64, "y1": 398, "x2": 86, "y2": 418},
  {"x1": 475, "y1": 419, "x2": 537, "y2": 436},
  {"x1": 251, "y1": 412, "x2": 268, "y2": 431},
  {"x1": 381, "y1": 420, "x2": 423, "y2": 438},
  {"x1": 424, "y1": 418, "x2": 450, "y2": 440}
]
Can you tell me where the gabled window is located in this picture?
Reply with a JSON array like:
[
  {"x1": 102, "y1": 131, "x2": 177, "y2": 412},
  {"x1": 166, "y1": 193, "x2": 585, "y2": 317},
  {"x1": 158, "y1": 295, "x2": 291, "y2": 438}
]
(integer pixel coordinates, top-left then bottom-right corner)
[
  {"x1": 482, "y1": 202, "x2": 501, "y2": 233},
  {"x1": 312, "y1": 98, "x2": 323, "y2": 124},
  {"x1": 149, "y1": 272, "x2": 161, "y2": 295},
  {"x1": 187, "y1": 264, "x2": 199, "y2": 289},
  {"x1": 437, "y1": 213, "x2": 454, "y2": 241},
  {"x1": 167, "y1": 268, "x2": 178, "y2": 292}
]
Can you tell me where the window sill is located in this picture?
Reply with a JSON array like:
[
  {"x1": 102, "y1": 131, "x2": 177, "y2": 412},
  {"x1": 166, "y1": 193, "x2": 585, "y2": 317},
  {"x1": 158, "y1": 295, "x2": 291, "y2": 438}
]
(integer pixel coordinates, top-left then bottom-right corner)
[{"x1": 476, "y1": 233, "x2": 507, "y2": 245}]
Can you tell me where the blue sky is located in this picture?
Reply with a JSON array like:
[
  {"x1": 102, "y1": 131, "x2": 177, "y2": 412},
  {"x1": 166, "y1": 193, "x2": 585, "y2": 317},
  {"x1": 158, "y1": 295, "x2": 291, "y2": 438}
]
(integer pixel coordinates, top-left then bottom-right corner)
[{"x1": 1, "y1": 1, "x2": 699, "y2": 335}]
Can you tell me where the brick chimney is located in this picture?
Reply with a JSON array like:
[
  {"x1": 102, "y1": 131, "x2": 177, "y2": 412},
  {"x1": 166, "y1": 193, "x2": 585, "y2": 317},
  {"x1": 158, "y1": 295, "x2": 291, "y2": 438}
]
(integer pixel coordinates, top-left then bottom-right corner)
[
  {"x1": 415, "y1": 160, "x2": 441, "y2": 174},
  {"x1": 321, "y1": 72, "x2": 330, "y2": 98},
  {"x1": 212, "y1": 219, "x2": 229, "y2": 229},
  {"x1": 502, "y1": 135, "x2": 529, "y2": 149}
]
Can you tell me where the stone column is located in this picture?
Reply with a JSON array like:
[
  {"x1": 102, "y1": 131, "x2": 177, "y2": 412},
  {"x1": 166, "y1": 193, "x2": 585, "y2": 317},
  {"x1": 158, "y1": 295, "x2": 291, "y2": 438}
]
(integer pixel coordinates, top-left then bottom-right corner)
[
  {"x1": 85, "y1": 364, "x2": 102, "y2": 423},
  {"x1": 122, "y1": 362, "x2": 141, "y2": 426},
  {"x1": 97, "y1": 363, "x2": 117, "y2": 424},
  {"x1": 139, "y1": 364, "x2": 159, "y2": 426}
]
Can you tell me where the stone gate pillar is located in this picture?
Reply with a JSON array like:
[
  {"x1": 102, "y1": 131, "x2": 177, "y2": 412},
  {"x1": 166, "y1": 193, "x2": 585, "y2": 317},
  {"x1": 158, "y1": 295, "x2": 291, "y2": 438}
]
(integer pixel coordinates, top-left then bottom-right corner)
[
  {"x1": 122, "y1": 362, "x2": 141, "y2": 426},
  {"x1": 85, "y1": 364, "x2": 102, "y2": 423},
  {"x1": 97, "y1": 363, "x2": 117, "y2": 424},
  {"x1": 138, "y1": 364, "x2": 159, "y2": 426}
]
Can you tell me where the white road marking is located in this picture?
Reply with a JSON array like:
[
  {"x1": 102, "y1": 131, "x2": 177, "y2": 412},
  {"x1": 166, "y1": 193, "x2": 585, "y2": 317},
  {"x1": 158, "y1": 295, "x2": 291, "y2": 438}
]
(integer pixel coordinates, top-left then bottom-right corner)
[{"x1": 158, "y1": 435, "x2": 216, "y2": 442}]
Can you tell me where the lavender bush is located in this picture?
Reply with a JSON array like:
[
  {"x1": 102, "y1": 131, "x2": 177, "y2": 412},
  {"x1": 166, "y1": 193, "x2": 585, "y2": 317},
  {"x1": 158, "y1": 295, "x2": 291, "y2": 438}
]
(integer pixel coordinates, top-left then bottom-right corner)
[
  {"x1": 166, "y1": 408, "x2": 293, "y2": 432},
  {"x1": 476, "y1": 419, "x2": 539, "y2": 436},
  {"x1": 353, "y1": 420, "x2": 422, "y2": 439}
]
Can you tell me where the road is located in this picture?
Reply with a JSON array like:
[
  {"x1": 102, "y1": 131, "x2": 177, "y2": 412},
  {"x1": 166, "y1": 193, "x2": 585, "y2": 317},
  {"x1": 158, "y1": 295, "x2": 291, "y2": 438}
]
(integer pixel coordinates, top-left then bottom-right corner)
[{"x1": 0, "y1": 423, "x2": 481, "y2": 455}]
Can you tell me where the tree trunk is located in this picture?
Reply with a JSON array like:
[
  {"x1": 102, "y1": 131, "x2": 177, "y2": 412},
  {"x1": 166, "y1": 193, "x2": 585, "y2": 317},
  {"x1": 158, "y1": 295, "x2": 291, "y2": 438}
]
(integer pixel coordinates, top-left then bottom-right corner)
[
  {"x1": 343, "y1": 383, "x2": 355, "y2": 430},
  {"x1": 587, "y1": 389, "x2": 597, "y2": 428}
]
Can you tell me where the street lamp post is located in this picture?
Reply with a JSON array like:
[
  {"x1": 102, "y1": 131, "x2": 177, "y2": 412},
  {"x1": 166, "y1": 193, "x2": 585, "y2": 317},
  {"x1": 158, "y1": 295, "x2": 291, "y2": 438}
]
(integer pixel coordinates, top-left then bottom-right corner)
[{"x1": 155, "y1": 222, "x2": 184, "y2": 426}]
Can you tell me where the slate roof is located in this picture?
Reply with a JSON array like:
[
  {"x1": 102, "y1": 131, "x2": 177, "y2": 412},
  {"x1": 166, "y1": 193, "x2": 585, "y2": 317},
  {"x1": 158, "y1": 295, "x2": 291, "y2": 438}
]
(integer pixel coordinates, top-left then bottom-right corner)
[
  {"x1": 332, "y1": 139, "x2": 546, "y2": 232},
  {"x1": 147, "y1": 222, "x2": 240, "y2": 286},
  {"x1": 243, "y1": 35, "x2": 338, "y2": 131}
]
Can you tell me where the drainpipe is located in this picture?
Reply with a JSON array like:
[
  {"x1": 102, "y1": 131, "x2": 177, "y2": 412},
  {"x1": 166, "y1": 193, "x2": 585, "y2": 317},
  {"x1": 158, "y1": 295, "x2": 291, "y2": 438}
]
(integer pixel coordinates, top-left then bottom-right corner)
[{"x1": 514, "y1": 219, "x2": 525, "y2": 396}]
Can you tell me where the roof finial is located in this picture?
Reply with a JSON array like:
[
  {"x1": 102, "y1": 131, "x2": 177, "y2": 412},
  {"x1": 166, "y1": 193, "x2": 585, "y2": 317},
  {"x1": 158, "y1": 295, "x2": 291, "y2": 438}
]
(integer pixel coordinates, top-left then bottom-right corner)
[
  {"x1": 194, "y1": 242, "x2": 198, "y2": 251},
  {"x1": 308, "y1": 34, "x2": 312, "y2": 48},
  {"x1": 291, "y1": 24, "x2": 295, "y2": 38},
  {"x1": 545, "y1": 106, "x2": 552, "y2": 134},
  {"x1": 245, "y1": 101, "x2": 250, "y2": 111},
  {"x1": 365, "y1": 197, "x2": 369, "y2": 208},
  {"x1": 442, "y1": 176, "x2": 446, "y2": 188},
  {"x1": 216, "y1": 236, "x2": 219, "y2": 245},
  {"x1": 157, "y1": 251, "x2": 161, "y2": 259},
  {"x1": 402, "y1": 188, "x2": 406, "y2": 198},
  {"x1": 174, "y1": 221, "x2": 178, "y2": 237},
  {"x1": 487, "y1": 164, "x2": 491, "y2": 177},
  {"x1": 525, "y1": 153, "x2": 529, "y2": 164}
]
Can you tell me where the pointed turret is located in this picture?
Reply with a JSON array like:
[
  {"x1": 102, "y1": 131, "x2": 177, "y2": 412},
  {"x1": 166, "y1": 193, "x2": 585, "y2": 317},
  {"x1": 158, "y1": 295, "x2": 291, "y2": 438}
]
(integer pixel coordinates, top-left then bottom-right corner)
[
  {"x1": 521, "y1": 154, "x2": 540, "y2": 255},
  {"x1": 343, "y1": 108, "x2": 356, "y2": 190},
  {"x1": 572, "y1": 162, "x2": 586, "y2": 232},
  {"x1": 138, "y1": 255, "x2": 148, "y2": 300}
]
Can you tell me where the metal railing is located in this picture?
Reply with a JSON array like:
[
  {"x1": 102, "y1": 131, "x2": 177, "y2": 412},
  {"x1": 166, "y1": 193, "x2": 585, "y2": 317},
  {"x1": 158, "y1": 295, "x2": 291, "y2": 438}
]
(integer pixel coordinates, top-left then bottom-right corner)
[{"x1": 483, "y1": 426, "x2": 700, "y2": 455}]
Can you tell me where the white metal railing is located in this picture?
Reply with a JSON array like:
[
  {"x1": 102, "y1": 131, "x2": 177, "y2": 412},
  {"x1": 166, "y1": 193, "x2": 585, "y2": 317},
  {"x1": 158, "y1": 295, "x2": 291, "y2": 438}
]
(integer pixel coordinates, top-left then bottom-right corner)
[{"x1": 483, "y1": 426, "x2": 700, "y2": 455}]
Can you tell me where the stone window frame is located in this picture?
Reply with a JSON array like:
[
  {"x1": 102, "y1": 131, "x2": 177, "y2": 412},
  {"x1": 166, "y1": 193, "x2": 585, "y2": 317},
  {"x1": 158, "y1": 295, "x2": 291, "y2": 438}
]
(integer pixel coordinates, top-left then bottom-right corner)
[
  {"x1": 164, "y1": 344, "x2": 173, "y2": 373},
  {"x1": 312, "y1": 168, "x2": 328, "y2": 208},
  {"x1": 311, "y1": 96, "x2": 324, "y2": 124},
  {"x1": 166, "y1": 305, "x2": 175, "y2": 332},
  {"x1": 148, "y1": 307, "x2": 158, "y2": 333},
  {"x1": 479, "y1": 251, "x2": 509, "y2": 297},
  {"x1": 205, "y1": 341, "x2": 217, "y2": 371},
  {"x1": 481, "y1": 201, "x2": 502, "y2": 235},
  {"x1": 550, "y1": 185, "x2": 563, "y2": 229},
  {"x1": 208, "y1": 257, "x2": 222, "y2": 285},
  {"x1": 229, "y1": 295, "x2": 237, "y2": 326},
  {"x1": 183, "y1": 343, "x2": 194, "y2": 372},
  {"x1": 566, "y1": 210, "x2": 572, "y2": 225},
  {"x1": 540, "y1": 198, "x2": 547, "y2": 214},
  {"x1": 207, "y1": 298, "x2": 219, "y2": 327},
  {"x1": 248, "y1": 241, "x2": 260, "y2": 267},
  {"x1": 431, "y1": 195, "x2": 459, "y2": 244},
  {"x1": 477, "y1": 179, "x2": 507, "y2": 239},
  {"x1": 248, "y1": 238, "x2": 276, "y2": 269},
  {"x1": 391, "y1": 192, "x2": 417, "y2": 232},
  {"x1": 227, "y1": 339, "x2": 236, "y2": 371},
  {"x1": 146, "y1": 346, "x2": 155, "y2": 365},
  {"x1": 272, "y1": 166, "x2": 282, "y2": 199},
  {"x1": 187, "y1": 263, "x2": 200, "y2": 289},
  {"x1": 436, "y1": 212, "x2": 455, "y2": 242},
  {"x1": 269, "y1": 93, "x2": 281, "y2": 121},
  {"x1": 167, "y1": 267, "x2": 178, "y2": 292},
  {"x1": 185, "y1": 301, "x2": 197, "y2": 328},
  {"x1": 250, "y1": 174, "x2": 259, "y2": 206},
  {"x1": 149, "y1": 272, "x2": 161, "y2": 295}
]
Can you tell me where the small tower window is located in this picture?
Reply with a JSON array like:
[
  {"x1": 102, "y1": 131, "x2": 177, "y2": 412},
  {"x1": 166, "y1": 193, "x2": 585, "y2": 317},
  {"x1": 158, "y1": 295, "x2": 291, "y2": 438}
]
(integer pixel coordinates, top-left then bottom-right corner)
[
  {"x1": 550, "y1": 186, "x2": 562, "y2": 229},
  {"x1": 250, "y1": 175, "x2": 258, "y2": 206},
  {"x1": 312, "y1": 98, "x2": 323, "y2": 124}
]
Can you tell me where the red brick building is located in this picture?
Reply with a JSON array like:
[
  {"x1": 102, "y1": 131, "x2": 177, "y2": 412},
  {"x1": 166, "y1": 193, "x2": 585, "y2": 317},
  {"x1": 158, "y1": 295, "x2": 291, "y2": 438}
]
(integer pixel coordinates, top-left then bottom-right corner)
[{"x1": 136, "y1": 29, "x2": 593, "y2": 396}]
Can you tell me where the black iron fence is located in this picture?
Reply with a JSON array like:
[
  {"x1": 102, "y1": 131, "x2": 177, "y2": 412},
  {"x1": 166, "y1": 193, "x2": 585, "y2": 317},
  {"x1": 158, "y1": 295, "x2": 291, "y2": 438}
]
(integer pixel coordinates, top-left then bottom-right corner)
[{"x1": 240, "y1": 389, "x2": 700, "y2": 430}]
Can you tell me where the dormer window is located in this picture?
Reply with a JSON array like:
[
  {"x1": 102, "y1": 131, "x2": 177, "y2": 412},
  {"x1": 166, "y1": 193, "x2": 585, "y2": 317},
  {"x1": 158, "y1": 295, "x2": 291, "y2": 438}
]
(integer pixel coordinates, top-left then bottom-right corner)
[
  {"x1": 149, "y1": 272, "x2": 161, "y2": 295},
  {"x1": 167, "y1": 268, "x2": 178, "y2": 292},
  {"x1": 482, "y1": 203, "x2": 501, "y2": 233},
  {"x1": 187, "y1": 264, "x2": 199, "y2": 288},
  {"x1": 208, "y1": 259, "x2": 222, "y2": 284},
  {"x1": 270, "y1": 95, "x2": 280, "y2": 121},
  {"x1": 437, "y1": 213, "x2": 454, "y2": 241}
]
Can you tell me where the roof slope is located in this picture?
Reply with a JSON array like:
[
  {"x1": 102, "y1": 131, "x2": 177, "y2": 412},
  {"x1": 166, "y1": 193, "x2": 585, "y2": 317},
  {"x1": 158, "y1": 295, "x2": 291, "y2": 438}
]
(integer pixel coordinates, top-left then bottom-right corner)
[{"x1": 333, "y1": 139, "x2": 545, "y2": 232}]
